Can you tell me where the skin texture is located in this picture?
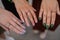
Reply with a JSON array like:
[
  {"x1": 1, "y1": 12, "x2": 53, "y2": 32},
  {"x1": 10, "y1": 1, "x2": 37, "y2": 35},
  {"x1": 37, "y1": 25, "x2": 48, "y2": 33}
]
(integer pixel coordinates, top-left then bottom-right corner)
[
  {"x1": 33, "y1": 0, "x2": 60, "y2": 32},
  {"x1": 0, "y1": 8, "x2": 26, "y2": 34},
  {"x1": 13, "y1": 0, "x2": 38, "y2": 26}
]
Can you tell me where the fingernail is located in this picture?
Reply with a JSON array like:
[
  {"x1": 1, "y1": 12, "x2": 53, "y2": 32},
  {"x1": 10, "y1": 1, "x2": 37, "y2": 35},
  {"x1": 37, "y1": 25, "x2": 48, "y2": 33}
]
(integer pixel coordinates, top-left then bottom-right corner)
[
  {"x1": 39, "y1": 17, "x2": 41, "y2": 21},
  {"x1": 20, "y1": 30, "x2": 26, "y2": 35},
  {"x1": 43, "y1": 23, "x2": 46, "y2": 27},
  {"x1": 22, "y1": 27, "x2": 26, "y2": 29},
  {"x1": 35, "y1": 20, "x2": 38, "y2": 23},
  {"x1": 19, "y1": 32, "x2": 25, "y2": 35},
  {"x1": 22, "y1": 30, "x2": 26, "y2": 33},
  {"x1": 27, "y1": 23, "x2": 30, "y2": 27},
  {"x1": 45, "y1": 24, "x2": 49, "y2": 29},
  {"x1": 33, "y1": 23, "x2": 35, "y2": 26},
  {"x1": 22, "y1": 26, "x2": 26, "y2": 29},
  {"x1": 8, "y1": 0, "x2": 12, "y2": 2},
  {"x1": 50, "y1": 24, "x2": 54, "y2": 28}
]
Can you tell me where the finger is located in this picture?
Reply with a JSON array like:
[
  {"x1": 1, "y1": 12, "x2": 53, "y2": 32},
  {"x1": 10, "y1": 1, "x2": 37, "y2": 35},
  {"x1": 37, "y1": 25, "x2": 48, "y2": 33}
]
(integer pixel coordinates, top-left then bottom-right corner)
[
  {"x1": 9, "y1": 25, "x2": 24, "y2": 34},
  {"x1": 17, "y1": 9, "x2": 25, "y2": 22},
  {"x1": 9, "y1": 20, "x2": 25, "y2": 32},
  {"x1": 30, "y1": 6, "x2": 36, "y2": 11},
  {"x1": 51, "y1": 12, "x2": 56, "y2": 28},
  {"x1": 11, "y1": 15, "x2": 26, "y2": 29},
  {"x1": 29, "y1": 8, "x2": 38, "y2": 23},
  {"x1": 7, "y1": 11, "x2": 23, "y2": 23},
  {"x1": 43, "y1": 11, "x2": 47, "y2": 27},
  {"x1": 39, "y1": 6, "x2": 43, "y2": 20},
  {"x1": 20, "y1": 8, "x2": 30, "y2": 26},
  {"x1": 3, "y1": 21, "x2": 24, "y2": 34},
  {"x1": 23, "y1": 1, "x2": 37, "y2": 23},
  {"x1": 0, "y1": 23, "x2": 9, "y2": 31},
  {"x1": 23, "y1": 0, "x2": 36, "y2": 11},
  {"x1": 7, "y1": 12, "x2": 23, "y2": 26},
  {"x1": 29, "y1": 5, "x2": 36, "y2": 11},
  {"x1": 57, "y1": 4, "x2": 60, "y2": 15},
  {"x1": 27, "y1": 11, "x2": 35, "y2": 26},
  {"x1": 46, "y1": 11, "x2": 51, "y2": 27}
]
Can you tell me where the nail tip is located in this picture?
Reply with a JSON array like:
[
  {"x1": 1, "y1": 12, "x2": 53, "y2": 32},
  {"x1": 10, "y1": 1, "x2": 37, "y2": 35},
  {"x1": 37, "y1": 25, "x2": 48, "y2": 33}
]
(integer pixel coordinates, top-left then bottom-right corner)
[
  {"x1": 19, "y1": 31, "x2": 26, "y2": 35},
  {"x1": 39, "y1": 17, "x2": 41, "y2": 21},
  {"x1": 50, "y1": 24, "x2": 54, "y2": 28},
  {"x1": 46, "y1": 25, "x2": 49, "y2": 29},
  {"x1": 43, "y1": 23, "x2": 46, "y2": 27}
]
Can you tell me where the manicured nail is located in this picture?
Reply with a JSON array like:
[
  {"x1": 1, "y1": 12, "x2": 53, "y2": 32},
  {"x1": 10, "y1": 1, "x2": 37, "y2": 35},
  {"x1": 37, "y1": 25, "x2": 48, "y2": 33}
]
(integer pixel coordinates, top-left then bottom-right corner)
[
  {"x1": 8, "y1": 0, "x2": 12, "y2": 3},
  {"x1": 50, "y1": 24, "x2": 54, "y2": 28},
  {"x1": 22, "y1": 30, "x2": 26, "y2": 33},
  {"x1": 39, "y1": 17, "x2": 41, "y2": 21},
  {"x1": 45, "y1": 25, "x2": 49, "y2": 29},
  {"x1": 35, "y1": 20, "x2": 38, "y2": 23},
  {"x1": 20, "y1": 30, "x2": 26, "y2": 35},
  {"x1": 43, "y1": 23, "x2": 46, "y2": 27},
  {"x1": 22, "y1": 26, "x2": 26, "y2": 29},
  {"x1": 20, "y1": 32, "x2": 25, "y2": 35},
  {"x1": 8, "y1": 0, "x2": 11, "y2": 2}
]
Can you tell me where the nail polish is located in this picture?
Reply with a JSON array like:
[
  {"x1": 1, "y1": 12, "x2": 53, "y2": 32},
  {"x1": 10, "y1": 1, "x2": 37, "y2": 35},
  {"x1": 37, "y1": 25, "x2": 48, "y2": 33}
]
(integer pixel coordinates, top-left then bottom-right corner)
[
  {"x1": 8, "y1": 0, "x2": 12, "y2": 3},
  {"x1": 43, "y1": 23, "x2": 46, "y2": 27},
  {"x1": 39, "y1": 17, "x2": 41, "y2": 21},
  {"x1": 50, "y1": 24, "x2": 54, "y2": 28},
  {"x1": 46, "y1": 25, "x2": 49, "y2": 29}
]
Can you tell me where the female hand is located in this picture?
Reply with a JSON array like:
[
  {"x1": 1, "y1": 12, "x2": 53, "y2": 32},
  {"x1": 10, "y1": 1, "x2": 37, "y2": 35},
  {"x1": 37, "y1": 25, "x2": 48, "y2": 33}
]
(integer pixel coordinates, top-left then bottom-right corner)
[
  {"x1": 0, "y1": 8, "x2": 26, "y2": 34},
  {"x1": 13, "y1": 0, "x2": 37, "y2": 26},
  {"x1": 39, "y1": 0, "x2": 60, "y2": 29}
]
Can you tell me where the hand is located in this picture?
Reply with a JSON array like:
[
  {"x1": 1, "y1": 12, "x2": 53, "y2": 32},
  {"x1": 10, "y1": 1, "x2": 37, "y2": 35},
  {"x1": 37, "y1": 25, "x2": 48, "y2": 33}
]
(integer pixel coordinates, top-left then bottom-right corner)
[
  {"x1": 0, "y1": 8, "x2": 26, "y2": 34},
  {"x1": 39, "y1": 0, "x2": 60, "y2": 29},
  {"x1": 13, "y1": 0, "x2": 37, "y2": 26}
]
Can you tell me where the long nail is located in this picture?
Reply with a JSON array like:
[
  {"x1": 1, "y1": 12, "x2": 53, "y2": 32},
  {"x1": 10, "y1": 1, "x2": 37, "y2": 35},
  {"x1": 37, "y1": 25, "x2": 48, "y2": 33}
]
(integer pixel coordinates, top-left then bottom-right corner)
[{"x1": 50, "y1": 24, "x2": 54, "y2": 28}]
